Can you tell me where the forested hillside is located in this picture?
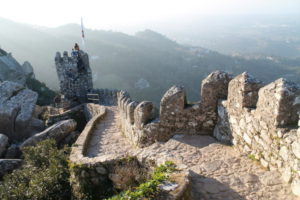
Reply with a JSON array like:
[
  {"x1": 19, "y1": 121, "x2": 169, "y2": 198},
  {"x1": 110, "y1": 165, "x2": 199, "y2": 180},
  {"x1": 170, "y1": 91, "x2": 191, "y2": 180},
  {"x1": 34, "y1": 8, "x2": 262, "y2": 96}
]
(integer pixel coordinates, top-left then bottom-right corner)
[{"x1": 1, "y1": 18, "x2": 299, "y2": 105}]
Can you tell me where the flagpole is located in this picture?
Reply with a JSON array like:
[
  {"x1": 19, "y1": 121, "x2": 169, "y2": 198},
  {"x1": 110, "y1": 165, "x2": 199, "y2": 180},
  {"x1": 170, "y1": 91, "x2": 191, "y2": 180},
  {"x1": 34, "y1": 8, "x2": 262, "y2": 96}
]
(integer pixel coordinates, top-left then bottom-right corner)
[{"x1": 81, "y1": 17, "x2": 86, "y2": 51}]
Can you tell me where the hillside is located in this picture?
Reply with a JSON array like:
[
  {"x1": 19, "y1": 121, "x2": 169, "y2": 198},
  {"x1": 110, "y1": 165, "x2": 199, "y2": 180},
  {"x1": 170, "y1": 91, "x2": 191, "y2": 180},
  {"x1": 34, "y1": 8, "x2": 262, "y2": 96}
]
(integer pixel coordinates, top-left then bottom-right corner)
[{"x1": 0, "y1": 18, "x2": 299, "y2": 105}]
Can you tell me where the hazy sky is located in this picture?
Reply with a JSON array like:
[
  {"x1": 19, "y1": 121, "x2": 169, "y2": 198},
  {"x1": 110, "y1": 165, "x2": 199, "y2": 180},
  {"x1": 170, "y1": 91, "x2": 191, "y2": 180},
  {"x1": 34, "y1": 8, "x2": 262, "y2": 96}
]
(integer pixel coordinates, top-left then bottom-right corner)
[{"x1": 1, "y1": 0, "x2": 299, "y2": 29}]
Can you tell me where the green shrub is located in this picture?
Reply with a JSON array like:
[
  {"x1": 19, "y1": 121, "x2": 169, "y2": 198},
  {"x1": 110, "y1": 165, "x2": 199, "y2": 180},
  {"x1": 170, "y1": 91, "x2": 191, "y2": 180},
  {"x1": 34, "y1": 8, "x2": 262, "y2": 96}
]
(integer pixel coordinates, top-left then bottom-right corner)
[
  {"x1": 0, "y1": 139, "x2": 71, "y2": 200},
  {"x1": 247, "y1": 154, "x2": 258, "y2": 161},
  {"x1": 26, "y1": 77, "x2": 57, "y2": 106},
  {"x1": 106, "y1": 161, "x2": 176, "y2": 200}
]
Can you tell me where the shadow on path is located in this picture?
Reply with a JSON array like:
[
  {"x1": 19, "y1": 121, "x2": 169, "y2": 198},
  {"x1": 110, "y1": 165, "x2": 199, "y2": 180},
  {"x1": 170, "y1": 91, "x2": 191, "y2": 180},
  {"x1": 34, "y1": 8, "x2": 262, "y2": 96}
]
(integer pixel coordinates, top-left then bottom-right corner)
[{"x1": 189, "y1": 170, "x2": 245, "y2": 200}]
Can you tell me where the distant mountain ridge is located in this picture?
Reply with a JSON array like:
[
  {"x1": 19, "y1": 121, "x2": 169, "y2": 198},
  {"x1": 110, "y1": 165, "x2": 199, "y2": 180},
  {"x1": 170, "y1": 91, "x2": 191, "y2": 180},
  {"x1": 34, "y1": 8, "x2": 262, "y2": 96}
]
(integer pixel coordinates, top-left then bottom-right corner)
[{"x1": 0, "y1": 17, "x2": 299, "y2": 105}]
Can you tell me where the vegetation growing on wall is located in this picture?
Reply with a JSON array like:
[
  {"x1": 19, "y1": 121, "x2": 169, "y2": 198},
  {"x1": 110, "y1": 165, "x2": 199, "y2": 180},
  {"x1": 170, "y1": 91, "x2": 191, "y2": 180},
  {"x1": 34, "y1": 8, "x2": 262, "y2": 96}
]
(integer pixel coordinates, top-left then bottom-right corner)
[{"x1": 106, "y1": 161, "x2": 176, "y2": 200}]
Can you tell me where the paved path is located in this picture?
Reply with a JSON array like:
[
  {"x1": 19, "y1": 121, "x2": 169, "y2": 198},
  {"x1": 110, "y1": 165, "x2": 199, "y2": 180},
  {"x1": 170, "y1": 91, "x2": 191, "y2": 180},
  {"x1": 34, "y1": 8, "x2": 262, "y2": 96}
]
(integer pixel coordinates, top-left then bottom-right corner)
[
  {"x1": 138, "y1": 135, "x2": 298, "y2": 200},
  {"x1": 85, "y1": 106, "x2": 299, "y2": 200},
  {"x1": 85, "y1": 106, "x2": 135, "y2": 158}
]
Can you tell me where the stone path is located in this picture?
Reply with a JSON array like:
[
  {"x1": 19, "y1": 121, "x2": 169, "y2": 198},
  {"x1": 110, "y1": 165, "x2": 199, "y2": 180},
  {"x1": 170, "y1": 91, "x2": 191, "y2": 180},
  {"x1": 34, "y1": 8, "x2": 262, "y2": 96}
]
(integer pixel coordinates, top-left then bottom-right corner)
[
  {"x1": 138, "y1": 135, "x2": 298, "y2": 200},
  {"x1": 85, "y1": 106, "x2": 135, "y2": 158},
  {"x1": 85, "y1": 106, "x2": 299, "y2": 200}
]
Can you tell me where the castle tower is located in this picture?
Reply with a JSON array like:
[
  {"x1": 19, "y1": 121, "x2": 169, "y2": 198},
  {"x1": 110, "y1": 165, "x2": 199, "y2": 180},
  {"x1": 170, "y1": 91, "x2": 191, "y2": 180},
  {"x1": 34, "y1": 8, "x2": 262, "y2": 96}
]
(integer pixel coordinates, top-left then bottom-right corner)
[{"x1": 55, "y1": 50, "x2": 93, "y2": 104}]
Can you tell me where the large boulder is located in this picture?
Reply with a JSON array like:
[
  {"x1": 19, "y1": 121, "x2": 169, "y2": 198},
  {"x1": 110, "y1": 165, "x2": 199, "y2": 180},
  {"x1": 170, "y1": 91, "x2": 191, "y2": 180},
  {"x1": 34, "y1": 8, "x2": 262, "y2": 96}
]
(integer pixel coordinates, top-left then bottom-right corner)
[
  {"x1": 0, "y1": 81, "x2": 38, "y2": 141},
  {"x1": 5, "y1": 144, "x2": 21, "y2": 159},
  {"x1": 0, "y1": 52, "x2": 26, "y2": 85},
  {"x1": 0, "y1": 134, "x2": 8, "y2": 157},
  {"x1": 20, "y1": 119, "x2": 77, "y2": 147},
  {"x1": 21, "y1": 61, "x2": 35, "y2": 79},
  {"x1": 0, "y1": 159, "x2": 22, "y2": 178}
]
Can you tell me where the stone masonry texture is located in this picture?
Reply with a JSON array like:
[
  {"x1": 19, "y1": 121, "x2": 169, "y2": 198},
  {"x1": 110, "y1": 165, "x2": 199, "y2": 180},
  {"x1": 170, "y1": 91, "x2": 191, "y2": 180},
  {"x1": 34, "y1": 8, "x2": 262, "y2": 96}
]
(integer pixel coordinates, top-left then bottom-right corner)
[{"x1": 55, "y1": 50, "x2": 93, "y2": 104}]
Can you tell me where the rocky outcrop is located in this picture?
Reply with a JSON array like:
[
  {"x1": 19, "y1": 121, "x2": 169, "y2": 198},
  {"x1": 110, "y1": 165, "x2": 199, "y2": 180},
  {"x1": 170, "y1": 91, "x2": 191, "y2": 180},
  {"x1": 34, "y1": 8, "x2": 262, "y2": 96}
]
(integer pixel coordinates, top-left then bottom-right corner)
[
  {"x1": 0, "y1": 51, "x2": 27, "y2": 85},
  {"x1": 0, "y1": 134, "x2": 8, "y2": 157},
  {"x1": 21, "y1": 119, "x2": 77, "y2": 147},
  {"x1": 0, "y1": 81, "x2": 39, "y2": 141},
  {"x1": 21, "y1": 61, "x2": 35, "y2": 79},
  {"x1": 0, "y1": 48, "x2": 7, "y2": 56},
  {"x1": 0, "y1": 159, "x2": 22, "y2": 178},
  {"x1": 4, "y1": 144, "x2": 21, "y2": 159}
]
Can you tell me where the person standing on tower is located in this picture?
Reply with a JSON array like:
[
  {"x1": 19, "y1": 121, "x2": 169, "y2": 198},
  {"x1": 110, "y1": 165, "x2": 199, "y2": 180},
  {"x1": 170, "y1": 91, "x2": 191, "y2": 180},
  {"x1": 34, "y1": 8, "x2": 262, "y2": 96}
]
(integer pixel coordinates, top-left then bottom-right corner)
[
  {"x1": 74, "y1": 43, "x2": 80, "y2": 51},
  {"x1": 73, "y1": 43, "x2": 85, "y2": 72},
  {"x1": 71, "y1": 43, "x2": 80, "y2": 58}
]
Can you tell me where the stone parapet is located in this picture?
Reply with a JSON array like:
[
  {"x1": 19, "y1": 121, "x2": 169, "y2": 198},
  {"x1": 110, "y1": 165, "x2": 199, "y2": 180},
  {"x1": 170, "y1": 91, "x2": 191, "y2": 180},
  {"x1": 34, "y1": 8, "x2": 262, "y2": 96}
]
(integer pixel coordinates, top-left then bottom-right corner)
[
  {"x1": 227, "y1": 72, "x2": 262, "y2": 110},
  {"x1": 256, "y1": 78, "x2": 300, "y2": 127},
  {"x1": 91, "y1": 88, "x2": 120, "y2": 106},
  {"x1": 117, "y1": 71, "x2": 233, "y2": 147},
  {"x1": 69, "y1": 69, "x2": 300, "y2": 197},
  {"x1": 201, "y1": 71, "x2": 233, "y2": 109},
  {"x1": 70, "y1": 106, "x2": 106, "y2": 164},
  {"x1": 214, "y1": 72, "x2": 300, "y2": 196}
]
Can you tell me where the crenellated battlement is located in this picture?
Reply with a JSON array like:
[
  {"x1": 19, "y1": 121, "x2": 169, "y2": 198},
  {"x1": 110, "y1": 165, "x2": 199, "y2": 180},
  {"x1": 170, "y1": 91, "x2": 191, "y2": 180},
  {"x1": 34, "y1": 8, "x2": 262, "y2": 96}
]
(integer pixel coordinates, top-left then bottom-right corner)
[
  {"x1": 255, "y1": 78, "x2": 300, "y2": 127},
  {"x1": 213, "y1": 72, "x2": 300, "y2": 196},
  {"x1": 117, "y1": 71, "x2": 233, "y2": 147},
  {"x1": 62, "y1": 65, "x2": 300, "y2": 196},
  {"x1": 227, "y1": 72, "x2": 263, "y2": 110},
  {"x1": 55, "y1": 50, "x2": 93, "y2": 104},
  {"x1": 115, "y1": 71, "x2": 300, "y2": 195}
]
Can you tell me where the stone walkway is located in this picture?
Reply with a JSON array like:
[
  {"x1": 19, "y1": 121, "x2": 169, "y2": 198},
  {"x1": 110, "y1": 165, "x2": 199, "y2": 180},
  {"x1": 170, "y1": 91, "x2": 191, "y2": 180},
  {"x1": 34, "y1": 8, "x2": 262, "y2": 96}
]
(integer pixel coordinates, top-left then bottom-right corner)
[
  {"x1": 85, "y1": 106, "x2": 135, "y2": 158},
  {"x1": 138, "y1": 135, "x2": 298, "y2": 200},
  {"x1": 85, "y1": 106, "x2": 299, "y2": 200}
]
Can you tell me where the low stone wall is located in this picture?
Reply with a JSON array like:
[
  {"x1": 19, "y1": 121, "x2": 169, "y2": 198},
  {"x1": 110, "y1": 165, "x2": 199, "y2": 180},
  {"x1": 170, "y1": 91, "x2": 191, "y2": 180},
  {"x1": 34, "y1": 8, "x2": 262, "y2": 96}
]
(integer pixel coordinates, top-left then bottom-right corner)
[
  {"x1": 47, "y1": 103, "x2": 102, "y2": 132},
  {"x1": 83, "y1": 103, "x2": 104, "y2": 121},
  {"x1": 91, "y1": 88, "x2": 119, "y2": 106},
  {"x1": 70, "y1": 106, "x2": 106, "y2": 162},
  {"x1": 214, "y1": 72, "x2": 300, "y2": 196},
  {"x1": 47, "y1": 104, "x2": 84, "y2": 126},
  {"x1": 117, "y1": 71, "x2": 232, "y2": 147},
  {"x1": 69, "y1": 105, "x2": 109, "y2": 199}
]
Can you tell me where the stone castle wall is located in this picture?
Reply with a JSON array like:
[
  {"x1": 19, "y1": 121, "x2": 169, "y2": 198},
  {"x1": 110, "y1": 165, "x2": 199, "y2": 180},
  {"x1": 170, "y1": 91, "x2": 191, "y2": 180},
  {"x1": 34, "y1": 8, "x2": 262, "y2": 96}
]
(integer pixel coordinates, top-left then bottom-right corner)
[
  {"x1": 55, "y1": 47, "x2": 300, "y2": 195},
  {"x1": 117, "y1": 71, "x2": 232, "y2": 147},
  {"x1": 214, "y1": 72, "x2": 300, "y2": 195},
  {"x1": 55, "y1": 50, "x2": 93, "y2": 104},
  {"x1": 116, "y1": 71, "x2": 300, "y2": 195}
]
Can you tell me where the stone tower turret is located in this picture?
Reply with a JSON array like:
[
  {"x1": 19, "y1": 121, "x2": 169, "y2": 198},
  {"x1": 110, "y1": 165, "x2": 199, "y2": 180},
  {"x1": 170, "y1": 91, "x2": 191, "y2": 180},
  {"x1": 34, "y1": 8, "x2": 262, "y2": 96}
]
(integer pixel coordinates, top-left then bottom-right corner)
[{"x1": 55, "y1": 50, "x2": 93, "y2": 104}]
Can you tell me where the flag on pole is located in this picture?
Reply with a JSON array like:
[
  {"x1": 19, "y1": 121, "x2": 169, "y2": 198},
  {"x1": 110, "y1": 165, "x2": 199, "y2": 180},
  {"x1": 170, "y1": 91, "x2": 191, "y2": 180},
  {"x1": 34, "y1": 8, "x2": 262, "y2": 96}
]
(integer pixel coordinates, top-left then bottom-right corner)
[{"x1": 81, "y1": 17, "x2": 86, "y2": 50}]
